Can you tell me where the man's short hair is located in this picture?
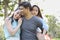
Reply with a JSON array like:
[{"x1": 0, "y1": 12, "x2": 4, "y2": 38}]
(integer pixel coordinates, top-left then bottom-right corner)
[{"x1": 18, "y1": 1, "x2": 31, "y2": 11}]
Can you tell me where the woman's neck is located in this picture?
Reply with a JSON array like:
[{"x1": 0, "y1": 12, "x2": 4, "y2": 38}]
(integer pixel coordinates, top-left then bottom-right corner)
[{"x1": 13, "y1": 18, "x2": 18, "y2": 22}]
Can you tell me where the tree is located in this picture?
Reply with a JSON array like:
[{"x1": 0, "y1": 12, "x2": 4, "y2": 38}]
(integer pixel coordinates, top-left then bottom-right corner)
[
  {"x1": 0, "y1": 0, "x2": 19, "y2": 19},
  {"x1": 28, "y1": 0, "x2": 31, "y2": 2},
  {"x1": 3, "y1": 0, "x2": 9, "y2": 18},
  {"x1": 45, "y1": 15, "x2": 59, "y2": 37},
  {"x1": 0, "y1": 0, "x2": 31, "y2": 19}
]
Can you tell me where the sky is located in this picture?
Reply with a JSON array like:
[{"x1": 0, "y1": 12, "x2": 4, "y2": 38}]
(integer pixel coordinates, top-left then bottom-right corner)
[
  {"x1": 30, "y1": 0, "x2": 60, "y2": 16},
  {"x1": 30, "y1": 0, "x2": 60, "y2": 22}
]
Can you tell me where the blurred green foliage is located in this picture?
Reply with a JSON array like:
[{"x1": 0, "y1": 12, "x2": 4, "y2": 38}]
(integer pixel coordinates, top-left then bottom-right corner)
[
  {"x1": 45, "y1": 15, "x2": 60, "y2": 38},
  {"x1": 0, "y1": 14, "x2": 4, "y2": 17},
  {"x1": 0, "y1": 25, "x2": 5, "y2": 40}
]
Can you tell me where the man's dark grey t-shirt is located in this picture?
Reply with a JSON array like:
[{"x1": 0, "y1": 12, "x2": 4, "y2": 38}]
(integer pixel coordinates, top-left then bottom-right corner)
[{"x1": 21, "y1": 16, "x2": 43, "y2": 40}]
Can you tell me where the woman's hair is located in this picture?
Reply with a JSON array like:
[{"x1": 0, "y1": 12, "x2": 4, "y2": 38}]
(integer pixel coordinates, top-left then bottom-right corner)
[
  {"x1": 9, "y1": 8, "x2": 19, "y2": 24},
  {"x1": 31, "y1": 5, "x2": 43, "y2": 18}
]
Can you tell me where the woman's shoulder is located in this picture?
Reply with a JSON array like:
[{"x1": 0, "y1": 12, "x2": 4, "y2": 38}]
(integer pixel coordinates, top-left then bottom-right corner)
[
  {"x1": 33, "y1": 16, "x2": 42, "y2": 20},
  {"x1": 33, "y1": 16, "x2": 44, "y2": 24}
]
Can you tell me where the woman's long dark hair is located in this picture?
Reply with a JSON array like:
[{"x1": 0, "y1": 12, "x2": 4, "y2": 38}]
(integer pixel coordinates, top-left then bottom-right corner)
[
  {"x1": 31, "y1": 5, "x2": 43, "y2": 33},
  {"x1": 9, "y1": 8, "x2": 19, "y2": 24},
  {"x1": 31, "y1": 5, "x2": 43, "y2": 18}
]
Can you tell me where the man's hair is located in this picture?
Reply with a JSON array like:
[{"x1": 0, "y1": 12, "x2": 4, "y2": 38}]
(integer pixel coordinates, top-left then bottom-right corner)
[{"x1": 18, "y1": 1, "x2": 31, "y2": 11}]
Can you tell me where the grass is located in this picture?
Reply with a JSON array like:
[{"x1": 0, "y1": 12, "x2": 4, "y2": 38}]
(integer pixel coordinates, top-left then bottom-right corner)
[{"x1": 52, "y1": 38, "x2": 60, "y2": 40}]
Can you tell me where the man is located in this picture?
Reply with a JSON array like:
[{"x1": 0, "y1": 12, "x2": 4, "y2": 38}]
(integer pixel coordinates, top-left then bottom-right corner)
[{"x1": 19, "y1": 2, "x2": 43, "y2": 40}]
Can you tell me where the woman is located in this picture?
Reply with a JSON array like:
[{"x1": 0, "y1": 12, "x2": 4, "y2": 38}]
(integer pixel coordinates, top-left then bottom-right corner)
[
  {"x1": 31, "y1": 5, "x2": 49, "y2": 40},
  {"x1": 4, "y1": 9, "x2": 22, "y2": 40}
]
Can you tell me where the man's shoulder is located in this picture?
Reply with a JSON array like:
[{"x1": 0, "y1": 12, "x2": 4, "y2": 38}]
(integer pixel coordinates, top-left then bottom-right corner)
[
  {"x1": 32, "y1": 16, "x2": 38, "y2": 19},
  {"x1": 33, "y1": 16, "x2": 43, "y2": 26},
  {"x1": 33, "y1": 16, "x2": 42, "y2": 21}
]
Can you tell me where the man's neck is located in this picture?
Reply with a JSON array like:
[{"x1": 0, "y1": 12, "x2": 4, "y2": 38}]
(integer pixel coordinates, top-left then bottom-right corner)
[{"x1": 25, "y1": 12, "x2": 33, "y2": 20}]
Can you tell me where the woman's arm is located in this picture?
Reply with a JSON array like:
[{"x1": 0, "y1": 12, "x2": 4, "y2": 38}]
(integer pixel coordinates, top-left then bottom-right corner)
[
  {"x1": 37, "y1": 32, "x2": 45, "y2": 40},
  {"x1": 43, "y1": 29, "x2": 47, "y2": 35},
  {"x1": 37, "y1": 18, "x2": 49, "y2": 34},
  {"x1": 5, "y1": 18, "x2": 22, "y2": 36},
  {"x1": 36, "y1": 28, "x2": 46, "y2": 40},
  {"x1": 36, "y1": 18, "x2": 49, "y2": 40},
  {"x1": 37, "y1": 27, "x2": 47, "y2": 35}
]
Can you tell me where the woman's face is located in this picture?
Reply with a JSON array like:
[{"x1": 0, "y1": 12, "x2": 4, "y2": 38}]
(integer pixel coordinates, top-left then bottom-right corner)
[
  {"x1": 31, "y1": 7, "x2": 38, "y2": 16},
  {"x1": 13, "y1": 10, "x2": 21, "y2": 20}
]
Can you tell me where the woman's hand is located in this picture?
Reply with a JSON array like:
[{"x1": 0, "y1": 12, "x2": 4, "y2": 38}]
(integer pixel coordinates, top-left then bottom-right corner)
[
  {"x1": 18, "y1": 18, "x2": 22, "y2": 26},
  {"x1": 5, "y1": 17, "x2": 22, "y2": 36},
  {"x1": 37, "y1": 32, "x2": 45, "y2": 40},
  {"x1": 5, "y1": 18, "x2": 11, "y2": 25}
]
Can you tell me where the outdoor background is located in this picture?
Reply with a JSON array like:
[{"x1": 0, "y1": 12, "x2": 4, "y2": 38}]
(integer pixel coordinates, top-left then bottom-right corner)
[{"x1": 0, "y1": 0, "x2": 60, "y2": 40}]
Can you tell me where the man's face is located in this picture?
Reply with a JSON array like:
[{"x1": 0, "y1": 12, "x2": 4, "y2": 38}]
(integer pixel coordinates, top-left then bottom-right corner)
[{"x1": 19, "y1": 6, "x2": 27, "y2": 16}]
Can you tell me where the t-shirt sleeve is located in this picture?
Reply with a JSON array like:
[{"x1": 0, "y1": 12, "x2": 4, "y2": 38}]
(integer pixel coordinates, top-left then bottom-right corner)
[
  {"x1": 35, "y1": 17, "x2": 43, "y2": 32},
  {"x1": 36, "y1": 19, "x2": 49, "y2": 32},
  {"x1": 36, "y1": 27, "x2": 42, "y2": 32}
]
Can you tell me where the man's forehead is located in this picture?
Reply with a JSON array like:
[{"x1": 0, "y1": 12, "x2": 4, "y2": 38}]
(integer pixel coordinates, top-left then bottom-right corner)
[{"x1": 19, "y1": 6, "x2": 24, "y2": 9}]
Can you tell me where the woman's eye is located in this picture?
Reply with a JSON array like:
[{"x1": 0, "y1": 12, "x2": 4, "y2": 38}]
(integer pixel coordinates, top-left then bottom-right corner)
[
  {"x1": 17, "y1": 11, "x2": 20, "y2": 14},
  {"x1": 16, "y1": 13, "x2": 18, "y2": 14}
]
